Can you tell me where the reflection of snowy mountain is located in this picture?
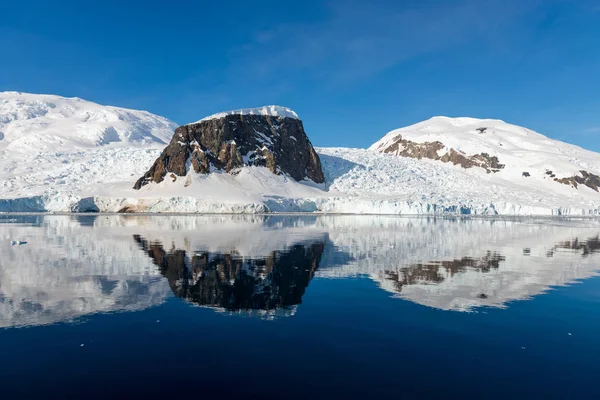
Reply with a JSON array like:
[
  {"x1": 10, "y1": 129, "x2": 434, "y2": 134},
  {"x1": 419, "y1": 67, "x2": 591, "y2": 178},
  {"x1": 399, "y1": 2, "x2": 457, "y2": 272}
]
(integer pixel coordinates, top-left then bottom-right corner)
[
  {"x1": 1, "y1": 215, "x2": 599, "y2": 327},
  {"x1": 0, "y1": 216, "x2": 170, "y2": 328},
  {"x1": 122, "y1": 215, "x2": 600, "y2": 312},
  {"x1": 315, "y1": 216, "x2": 600, "y2": 311}
]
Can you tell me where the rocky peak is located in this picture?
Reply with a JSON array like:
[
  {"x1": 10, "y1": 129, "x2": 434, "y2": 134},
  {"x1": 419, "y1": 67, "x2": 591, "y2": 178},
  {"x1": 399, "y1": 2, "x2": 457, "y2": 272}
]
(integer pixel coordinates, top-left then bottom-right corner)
[{"x1": 134, "y1": 106, "x2": 324, "y2": 189}]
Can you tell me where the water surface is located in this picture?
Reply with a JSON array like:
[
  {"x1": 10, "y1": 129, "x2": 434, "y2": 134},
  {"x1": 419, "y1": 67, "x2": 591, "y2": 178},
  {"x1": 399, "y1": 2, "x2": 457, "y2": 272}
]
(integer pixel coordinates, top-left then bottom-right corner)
[{"x1": 1, "y1": 215, "x2": 599, "y2": 398}]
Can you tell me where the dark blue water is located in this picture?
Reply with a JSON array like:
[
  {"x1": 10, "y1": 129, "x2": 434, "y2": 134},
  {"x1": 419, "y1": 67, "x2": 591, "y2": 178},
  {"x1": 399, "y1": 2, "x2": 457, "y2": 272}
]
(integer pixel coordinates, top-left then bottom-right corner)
[{"x1": 1, "y1": 215, "x2": 599, "y2": 399}]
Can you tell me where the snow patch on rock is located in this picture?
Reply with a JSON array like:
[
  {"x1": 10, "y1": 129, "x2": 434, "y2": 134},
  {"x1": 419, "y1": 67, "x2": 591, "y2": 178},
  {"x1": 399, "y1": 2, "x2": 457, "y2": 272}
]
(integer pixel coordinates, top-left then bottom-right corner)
[{"x1": 190, "y1": 105, "x2": 299, "y2": 124}]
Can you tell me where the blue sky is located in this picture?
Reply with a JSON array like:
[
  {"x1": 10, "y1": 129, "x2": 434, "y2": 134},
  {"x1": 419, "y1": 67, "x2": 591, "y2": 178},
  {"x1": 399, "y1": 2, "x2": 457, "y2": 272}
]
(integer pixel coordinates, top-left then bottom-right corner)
[{"x1": 1, "y1": 0, "x2": 599, "y2": 150}]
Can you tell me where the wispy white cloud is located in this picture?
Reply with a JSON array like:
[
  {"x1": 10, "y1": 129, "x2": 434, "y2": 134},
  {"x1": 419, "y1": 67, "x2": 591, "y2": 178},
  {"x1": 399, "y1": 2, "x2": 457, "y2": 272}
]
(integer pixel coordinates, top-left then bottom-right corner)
[{"x1": 225, "y1": 0, "x2": 542, "y2": 86}]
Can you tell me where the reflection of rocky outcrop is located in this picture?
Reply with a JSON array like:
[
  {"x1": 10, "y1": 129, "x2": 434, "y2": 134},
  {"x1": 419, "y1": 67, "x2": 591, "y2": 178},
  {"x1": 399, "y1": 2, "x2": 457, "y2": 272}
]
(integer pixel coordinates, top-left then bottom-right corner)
[
  {"x1": 548, "y1": 235, "x2": 600, "y2": 257},
  {"x1": 379, "y1": 134, "x2": 505, "y2": 173},
  {"x1": 134, "y1": 235, "x2": 324, "y2": 316},
  {"x1": 382, "y1": 252, "x2": 505, "y2": 293}
]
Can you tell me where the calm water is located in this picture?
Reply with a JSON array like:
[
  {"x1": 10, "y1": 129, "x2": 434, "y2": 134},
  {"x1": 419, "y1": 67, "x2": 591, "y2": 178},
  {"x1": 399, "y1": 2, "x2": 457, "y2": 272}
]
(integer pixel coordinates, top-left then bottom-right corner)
[{"x1": 1, "y1": 215, "x2": 600, "y2": 399}]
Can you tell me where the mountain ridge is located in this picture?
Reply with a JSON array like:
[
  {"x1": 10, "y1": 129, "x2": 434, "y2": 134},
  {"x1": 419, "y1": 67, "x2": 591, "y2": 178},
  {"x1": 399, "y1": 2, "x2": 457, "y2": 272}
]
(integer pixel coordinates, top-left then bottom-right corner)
[
  {"x1": 0, "y1": 91, "x2": 176, "y2": 150},
  {"x1": 0, "y1": 92, "x2": 598, "y2": 215}
]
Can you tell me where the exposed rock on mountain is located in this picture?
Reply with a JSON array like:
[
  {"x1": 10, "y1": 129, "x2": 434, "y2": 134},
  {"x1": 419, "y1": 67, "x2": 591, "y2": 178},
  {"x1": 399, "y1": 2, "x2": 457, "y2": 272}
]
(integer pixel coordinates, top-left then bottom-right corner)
[
  {"x1": 378, "y1": 134, "x2": 505, "y2": 173},
  {"x1": 554, "y1": 170, "x2": 600, "y2": 192},
  {"x1": 134, "y1": 106, "x2": 324, "y2": 189}
]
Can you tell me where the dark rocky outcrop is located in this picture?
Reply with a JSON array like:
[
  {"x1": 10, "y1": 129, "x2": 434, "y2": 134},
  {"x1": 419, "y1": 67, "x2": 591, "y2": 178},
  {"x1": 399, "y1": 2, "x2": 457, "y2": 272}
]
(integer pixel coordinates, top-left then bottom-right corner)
[
  {"x1": 380, "y1": 134, "x2": 505, "y2": 173},
  {"x1": 134, "y1": 112, "x2": 324, "y2": 189},
  {"x1": 554, "y1": 170, "x2": 600, "y2": 192}
]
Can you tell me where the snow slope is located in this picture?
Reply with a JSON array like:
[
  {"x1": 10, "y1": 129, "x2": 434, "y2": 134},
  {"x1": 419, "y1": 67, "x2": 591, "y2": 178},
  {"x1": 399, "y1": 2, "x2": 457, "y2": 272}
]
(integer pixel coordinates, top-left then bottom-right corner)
[
  {"x1": 315, "y1": 147, "x2": 600, "y2": 215},
  {"x1": 0, "y1": 91, "x2": 175, "y2": 150}
]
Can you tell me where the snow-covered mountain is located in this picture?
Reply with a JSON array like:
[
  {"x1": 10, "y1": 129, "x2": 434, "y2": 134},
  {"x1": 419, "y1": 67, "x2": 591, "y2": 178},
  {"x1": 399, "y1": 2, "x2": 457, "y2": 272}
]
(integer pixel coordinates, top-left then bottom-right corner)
[
  {"x1": 370, "y1": 116, "x2": 600, "y2": 195},
  {"x1": 0, "y1": 91, "x2": 175, "y2": 150},
  {"x1": 0, "y1": 93, "x2": 599, "y2": 215},
  {"x1": 0, "y1": 92, "x2": 177, "y2": 210}
]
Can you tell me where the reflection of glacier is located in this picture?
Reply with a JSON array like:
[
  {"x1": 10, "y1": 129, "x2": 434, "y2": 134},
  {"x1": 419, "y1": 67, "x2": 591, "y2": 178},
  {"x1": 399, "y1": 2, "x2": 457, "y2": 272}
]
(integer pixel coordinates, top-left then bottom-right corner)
[
  {"x1": 134, "y1": 235, "x2": 325, "y2": 319},
  {"x1": 1, "y1": 215, "x2": 600, "y2": 328},
  {"x1": 0, "y1": 216, "x2": 170, "y2": 328}
]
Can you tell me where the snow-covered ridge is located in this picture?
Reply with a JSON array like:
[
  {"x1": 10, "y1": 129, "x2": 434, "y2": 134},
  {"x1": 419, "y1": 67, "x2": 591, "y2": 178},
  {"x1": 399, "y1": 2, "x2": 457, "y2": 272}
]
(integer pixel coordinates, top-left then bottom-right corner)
[
  {"x1": 370, "y1": 116, "x2": 600, "y2": 178},
  {"x1": 369, "y1": 115, "x2": 600, "y2": 199},
  {"x1": 0, "y1": 91, "x2": 177, "y2": 151},
  {"x1": 189, "y1": 105, "x2": 299, "y2": 125}
]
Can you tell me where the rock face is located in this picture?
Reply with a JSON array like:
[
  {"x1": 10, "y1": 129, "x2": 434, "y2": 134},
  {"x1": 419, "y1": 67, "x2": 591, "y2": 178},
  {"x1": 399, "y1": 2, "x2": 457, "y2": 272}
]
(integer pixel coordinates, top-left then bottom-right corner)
[
  {"x1": 134, "y1": 106, "x2": 324, "y2": 189},
  {"x1": 554, "y1": 170, "x2": 600, "y2": 192},
  {"x1": 379, "y1": 134, "x2": 505, "y2": 173}
]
